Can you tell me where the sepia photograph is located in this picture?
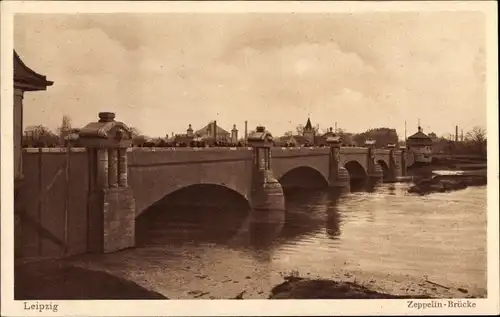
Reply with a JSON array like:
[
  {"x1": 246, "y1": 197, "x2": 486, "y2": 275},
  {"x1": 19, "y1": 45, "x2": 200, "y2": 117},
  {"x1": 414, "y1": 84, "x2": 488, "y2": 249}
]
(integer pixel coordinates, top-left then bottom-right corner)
[{"x1": 1, "y1": 1, "x2": 498, "y2": 316}]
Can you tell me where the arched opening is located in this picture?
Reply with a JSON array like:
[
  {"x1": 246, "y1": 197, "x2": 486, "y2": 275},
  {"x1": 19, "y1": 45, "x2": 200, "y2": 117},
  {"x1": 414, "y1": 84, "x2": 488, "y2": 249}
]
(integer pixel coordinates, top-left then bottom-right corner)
[
  {"x1": 135, "y1": 184, "x2": 250, "y2": 247},
  {"x1": 344, "y1": 160, "x2": 368, "y2": 192},
  {"x1": 279, "y1": 166, "x2": 329, "y2": 191},
  {"x1": 377, "y1": 159, "x2": 390, "y2": 182}
]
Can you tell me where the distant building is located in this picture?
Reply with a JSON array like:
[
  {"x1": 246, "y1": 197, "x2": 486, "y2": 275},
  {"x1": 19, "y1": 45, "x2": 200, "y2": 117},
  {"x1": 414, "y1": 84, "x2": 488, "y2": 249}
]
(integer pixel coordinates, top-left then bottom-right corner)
[
  {"x1": 194, "y1": 121, "x2": 232, "y2": 143},
  {"x1": 303, "y1": 117, "x2": 316, "y2": 145},
  {"x1": 406, "y1": 126, "x2": 433, "y2": 164},
  {"x1": 279, "y1": 118, "x2": 340, "y2": 147}
]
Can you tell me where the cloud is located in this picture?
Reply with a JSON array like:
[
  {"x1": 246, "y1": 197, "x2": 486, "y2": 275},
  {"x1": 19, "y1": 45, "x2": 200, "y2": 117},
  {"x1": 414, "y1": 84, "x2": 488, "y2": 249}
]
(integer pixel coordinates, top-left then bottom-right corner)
[{"x1": 14, "y1": 12, "x2": 486, "y2": 137}]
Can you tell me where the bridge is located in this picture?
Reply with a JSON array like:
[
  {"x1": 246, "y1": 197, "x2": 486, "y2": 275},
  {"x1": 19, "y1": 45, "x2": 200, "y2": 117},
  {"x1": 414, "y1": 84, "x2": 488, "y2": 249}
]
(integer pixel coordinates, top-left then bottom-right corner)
[{"x1": 15, "y1": 112, "x2": 407, "y2": 259}]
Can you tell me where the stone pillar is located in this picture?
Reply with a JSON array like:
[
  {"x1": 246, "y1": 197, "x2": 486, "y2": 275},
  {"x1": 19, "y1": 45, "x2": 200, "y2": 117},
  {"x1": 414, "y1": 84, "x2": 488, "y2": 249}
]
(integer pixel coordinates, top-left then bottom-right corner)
[
  {"x1": 80, "y1": 112, "x2": 135, "y2": 254},
  {"x1": 367, "y1": 146, "x2": 383, "y2": 185},
  {"x1": 387, "y1": 149, "x2": 397, "y2": 182},
  {"x1": 118, "y1": 148, "x2": 128, "y2": 187},
  {"x1": 231, "y1": 124, "x2": 238, "y2": 144},
  {"x1": 14, "y1": 89, "x2": 24, "y2": 260},
  {"x1": 108, "y1": 148, "x2": 118, "y2": 188},
  {"x1": 14, "y1": 88, "x2": 24, "y2": 181},
  {"x1": 327, "y1": 136, "x2": 349, "y2": 192},
  {"x1": 187, "y1": 124, "x2": 193, "y2": 138},
  {"x1": 97, "y1": 148, "x2": 109, "y2": 188},
  {"x1": 248, "y1": 126, "x2": 285, "y2": 228},
  {"x1": 400, "y1": 149, "x2": 407, "y2": 176}
]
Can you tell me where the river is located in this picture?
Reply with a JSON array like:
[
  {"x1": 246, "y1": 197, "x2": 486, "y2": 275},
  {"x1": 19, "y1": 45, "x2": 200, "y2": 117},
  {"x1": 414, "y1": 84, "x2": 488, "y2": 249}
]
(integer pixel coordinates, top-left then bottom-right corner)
[{"x1": 67, "y1": 183, "x2": 487, "y2": 299}]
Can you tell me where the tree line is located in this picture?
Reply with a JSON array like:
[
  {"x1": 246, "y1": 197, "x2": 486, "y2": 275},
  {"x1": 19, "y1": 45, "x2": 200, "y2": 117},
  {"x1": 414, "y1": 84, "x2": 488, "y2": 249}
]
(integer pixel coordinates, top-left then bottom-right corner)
[{"x1": 22, "y1": 116, "x2": 487, "y2": 156}]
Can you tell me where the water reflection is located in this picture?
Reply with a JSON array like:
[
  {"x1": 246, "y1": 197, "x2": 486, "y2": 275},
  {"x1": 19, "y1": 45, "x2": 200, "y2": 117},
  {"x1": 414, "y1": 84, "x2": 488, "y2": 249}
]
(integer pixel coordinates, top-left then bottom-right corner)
[
  {"x1": 350, "y1": 179, "x2": 379, "y2": 193},
  {"x1": 326, "y1": 197, "x2": 341, "y2": 239},
  {"x1": 137, "y1": 185, "x2": 373, "y2": 249}
]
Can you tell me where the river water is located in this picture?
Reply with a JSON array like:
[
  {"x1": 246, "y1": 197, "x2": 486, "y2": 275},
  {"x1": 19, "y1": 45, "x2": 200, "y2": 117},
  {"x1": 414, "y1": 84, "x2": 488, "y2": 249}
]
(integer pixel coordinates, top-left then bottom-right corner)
[{"x1": 68, "y1": 183, "x2": 487, "y2": 299}]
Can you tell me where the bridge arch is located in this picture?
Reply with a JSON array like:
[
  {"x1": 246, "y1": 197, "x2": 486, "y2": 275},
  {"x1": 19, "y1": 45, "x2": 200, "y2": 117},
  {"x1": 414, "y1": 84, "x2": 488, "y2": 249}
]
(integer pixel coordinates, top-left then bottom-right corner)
[
  {"x1": 135, "y1": 183, "x2": 251, "y2": 246},
  {"x1": 138, "y1": 183, "x2": 251, "y2": 216},
  {"x1": 377, "y1": 159, "x2": 390, "y2": 181},
  {"x1": 278, "y1": 166, "x2": 329, "y2": 189},
  {"x1": 344, "y1": 160, "x2": 368, "y2": 190}
]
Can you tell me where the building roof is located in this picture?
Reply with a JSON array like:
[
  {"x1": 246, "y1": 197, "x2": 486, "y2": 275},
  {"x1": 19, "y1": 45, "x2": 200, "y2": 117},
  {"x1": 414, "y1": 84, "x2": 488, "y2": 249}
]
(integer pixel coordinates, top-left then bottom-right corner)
[
  {"x1": 407, "y1": 127, "x2": 433, "y2": 146},
  {"x1": 408, "y1": 127, "x2": 432, "y2": 141},
  {"x1": 304, "y1": 117, "x2": 313, "y2": 130},
  {"x1": 293, "y1": 135, "x2": 311, "y2": 145},
  {"x1": 14, "y1": 50, "x2": 54, "y2": 91},
  {"x1": 194, "y1": 121, "x2": 230, "y2": 136},
  {"x1": 79, "y1": 112, "x2": 132, "y2": 139}
]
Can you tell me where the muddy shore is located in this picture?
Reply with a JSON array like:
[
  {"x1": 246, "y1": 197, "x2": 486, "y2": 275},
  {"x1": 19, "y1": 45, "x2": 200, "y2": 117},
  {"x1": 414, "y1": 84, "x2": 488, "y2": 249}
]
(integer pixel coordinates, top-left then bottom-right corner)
[{"x1": 15, "y1": 261, "x2": 482, "y2": 300}]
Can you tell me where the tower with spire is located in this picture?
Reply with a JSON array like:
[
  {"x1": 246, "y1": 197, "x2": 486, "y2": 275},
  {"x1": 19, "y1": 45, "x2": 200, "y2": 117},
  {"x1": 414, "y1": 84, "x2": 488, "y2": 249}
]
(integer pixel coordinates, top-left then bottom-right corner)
[{"x1": 303, "y1": 117, "x2": 315, "y2": 145}]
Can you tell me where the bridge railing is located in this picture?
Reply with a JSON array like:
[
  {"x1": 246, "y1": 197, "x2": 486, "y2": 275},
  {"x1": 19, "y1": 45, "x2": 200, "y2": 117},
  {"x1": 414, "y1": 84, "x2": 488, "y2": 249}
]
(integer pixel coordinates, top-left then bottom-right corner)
[{"x1": 23, "y1": 147, "x2": 87, "y2": 153}]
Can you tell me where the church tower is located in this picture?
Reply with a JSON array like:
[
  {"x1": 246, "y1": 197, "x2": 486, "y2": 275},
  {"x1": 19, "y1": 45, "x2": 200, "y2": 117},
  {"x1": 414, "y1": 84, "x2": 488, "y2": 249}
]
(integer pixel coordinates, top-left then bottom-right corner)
[{"x1": 303, "y1": 117, "x2": 315, "y2": 145}]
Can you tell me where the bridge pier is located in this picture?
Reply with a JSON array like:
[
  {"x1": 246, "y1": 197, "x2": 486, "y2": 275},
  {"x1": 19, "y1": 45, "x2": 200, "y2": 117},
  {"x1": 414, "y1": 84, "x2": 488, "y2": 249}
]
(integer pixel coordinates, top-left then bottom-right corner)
[
  {"x1": 385, "y1": 147, "x2": 398, "y2": 182},
  {"x1": 79, "y1": 112, "x2": 136, "y2": 253},
  {"x1": 326, "y1": 135, "x2": 350, "y2": 193},
  {"x1": 247, "y1": 127, "x2": 285, "y2": 227},
  {"x1": 400, "y1": 148, "x2": 408, "y2": 177},
  {"x1": 366, "y1": 142, "x2": 384, "y2": 186}
]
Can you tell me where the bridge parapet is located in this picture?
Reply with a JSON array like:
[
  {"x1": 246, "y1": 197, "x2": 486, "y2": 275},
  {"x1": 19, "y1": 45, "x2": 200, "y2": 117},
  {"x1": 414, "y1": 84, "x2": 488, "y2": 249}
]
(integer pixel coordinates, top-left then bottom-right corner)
[
  {"x1": 271, "y1": 147, "x2": 330, "y2": 158},
  {"x1": 373, "y1": 149, "x2": 391, "y2": 155},
  {"x1": 339, "y1": 147, "x2": 369, "y2": 154},
  {"x1": 128, "y1": 147, "x2": 252, "y2": 167},
  {"x1": 23, "y1": 147, "x2": 87, "y2": 153},
  {"x1": 128, "y1": 147, "x2": 253, "y2": 152}
]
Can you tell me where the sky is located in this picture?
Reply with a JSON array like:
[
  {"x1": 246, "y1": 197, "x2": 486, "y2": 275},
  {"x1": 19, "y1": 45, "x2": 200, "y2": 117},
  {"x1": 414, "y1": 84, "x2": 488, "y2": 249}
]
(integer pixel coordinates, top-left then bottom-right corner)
[{"x1": 14, "y1": 12, "x2": 486, "y2": 139}]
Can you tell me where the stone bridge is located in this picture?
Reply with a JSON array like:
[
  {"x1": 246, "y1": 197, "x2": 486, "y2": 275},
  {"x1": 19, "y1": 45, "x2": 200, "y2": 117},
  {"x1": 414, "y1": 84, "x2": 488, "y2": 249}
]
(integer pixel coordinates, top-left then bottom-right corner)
[
  {"x1": 71, "y1": 113, "x2": 407, "y2": 254},
  {"x1": 128, "y1": 146, "x2": 405, "y2": 217}
]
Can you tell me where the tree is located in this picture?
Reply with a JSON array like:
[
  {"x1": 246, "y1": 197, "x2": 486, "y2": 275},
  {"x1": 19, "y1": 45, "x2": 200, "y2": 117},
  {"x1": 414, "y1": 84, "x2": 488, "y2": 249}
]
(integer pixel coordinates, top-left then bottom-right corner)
[
  {"x1": 465, "y1": 126, "x2": 486, "y2": 143},
  {"x1": 465, "y1": 126, "x2": 487, "y2": 156},
  {"x1": 57, "y1": 115, "x2": 72, "y2": 144},
  {"x1": 284, "y1": 131, "x2": 294, "y2": 137},
  {"x1": 24, "y1": 125, "x2": 59, "y2": 147},
  {"x1": 296, "y1": 124, "x2": 304, "y2": 135},
  {"x1": 352, "y1": 128, "x2": 399, "y2": 148},
  {"x1": 129, "y1": 126, "x2": 141, "y2": 138}
]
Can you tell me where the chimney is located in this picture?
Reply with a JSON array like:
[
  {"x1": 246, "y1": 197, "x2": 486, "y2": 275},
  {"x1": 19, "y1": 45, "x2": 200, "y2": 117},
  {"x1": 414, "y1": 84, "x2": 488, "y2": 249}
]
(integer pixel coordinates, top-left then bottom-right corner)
[
  {"x1": 244, "y1": 120, "x2": 248, "y2": 141},
  {"x1": 455, "y1": 125, "x2": 459, "y2": 142},
  {"x1": 213, "y1": 120, "x2": 217, "y2": 141},
  {"x1": 334, "y1": 122, "x2": 337, "y2": 133},
  {"x1": 231, "y1": 124, "x2": 238, "y2": 144},
  {"x1": 461, "y1": 129, "x2": 464, "y2": 142}
]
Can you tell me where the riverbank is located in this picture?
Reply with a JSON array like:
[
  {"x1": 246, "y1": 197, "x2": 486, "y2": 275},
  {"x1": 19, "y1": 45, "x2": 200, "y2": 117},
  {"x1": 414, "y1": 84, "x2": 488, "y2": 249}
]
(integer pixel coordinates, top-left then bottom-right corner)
[
  {"x1": 269, "y1": 272, "x2": 485, "y2": 300},
  {"x1": 269, "y1": 276, "x2": 429, "y2": 299},
  {"x1": 15, "y1": 260, "x2": 167, "y2": 300}
]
